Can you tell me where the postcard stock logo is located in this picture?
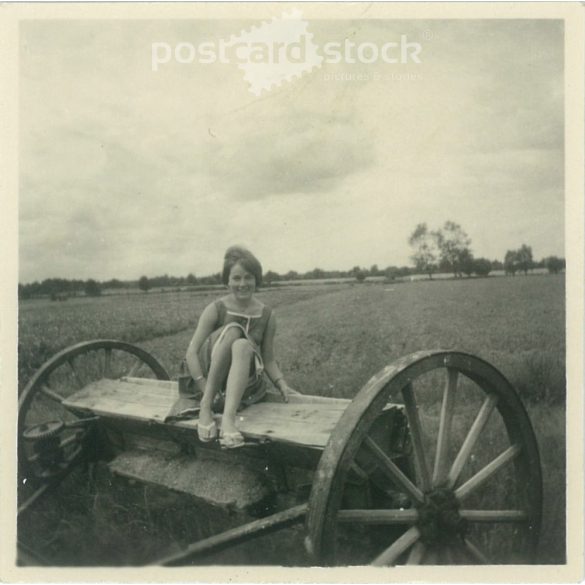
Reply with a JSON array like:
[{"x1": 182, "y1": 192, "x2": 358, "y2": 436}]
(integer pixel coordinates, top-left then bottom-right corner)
[{"x1": 151, "y1": 10, "x2": 422, "y2": 96}]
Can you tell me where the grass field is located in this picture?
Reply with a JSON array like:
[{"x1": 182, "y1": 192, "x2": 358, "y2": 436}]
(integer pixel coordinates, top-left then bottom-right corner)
[{"x1": 17, "y1": 274, "x2": 565, "y2": 565}]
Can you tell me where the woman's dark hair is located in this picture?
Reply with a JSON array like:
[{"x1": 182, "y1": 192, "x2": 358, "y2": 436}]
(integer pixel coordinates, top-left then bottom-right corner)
[{"x1": 222, "y1": 246, "x2": 263, "y2": 286}]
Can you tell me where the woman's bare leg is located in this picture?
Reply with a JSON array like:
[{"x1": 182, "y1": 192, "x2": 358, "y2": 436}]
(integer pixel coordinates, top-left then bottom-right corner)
[
  {"x1": 199, "y1": 327, "x2": 243, "y2": 427},
  {"x1": 221, "y1": 338, "x2": 254, "y2": 435}
]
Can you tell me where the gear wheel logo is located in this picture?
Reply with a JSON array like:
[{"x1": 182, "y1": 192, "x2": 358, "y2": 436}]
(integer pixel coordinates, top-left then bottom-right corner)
[{"x1": 223, "y1": 10, "x2": 323, "y2": 96}]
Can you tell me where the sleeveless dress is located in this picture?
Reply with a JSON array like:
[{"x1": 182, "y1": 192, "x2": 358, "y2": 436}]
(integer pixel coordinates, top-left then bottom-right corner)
[{"x1": 198, "y1": 299, "x2": 272, "y2": 409}]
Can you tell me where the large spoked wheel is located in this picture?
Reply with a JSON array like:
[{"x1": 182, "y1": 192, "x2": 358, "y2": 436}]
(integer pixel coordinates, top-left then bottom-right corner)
[
  {"x1": 306, "y1": 351, "x2": 542, "y2": 566},
  {"x1": 18, "y1": 340, "x2": 170, "y2": 491}
]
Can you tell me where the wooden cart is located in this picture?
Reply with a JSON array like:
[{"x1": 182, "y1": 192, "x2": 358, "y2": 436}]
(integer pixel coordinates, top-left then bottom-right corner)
[{"x1": 18, "y1": 340, "x2": 542, "y2": 566}]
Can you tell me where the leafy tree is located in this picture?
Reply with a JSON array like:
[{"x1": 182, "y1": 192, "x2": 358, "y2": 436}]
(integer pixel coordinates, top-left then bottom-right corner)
[
  {"x1": 438, "y1": 258, "x2": 453, "y2": 274},
  {"x1": 545, "y1": 256, "x2": 565, "y2": 274},
  {"x1": 516, "y1": 244, "x2": 533, "y2": 275},
  {"x1": 534, "y1": 258, "x2": 546, "y2": 269},
  {"x1": 473, "y1": 258, "x2": 492, "y2": 277},
  {"x1": 349, "y1": 266, "x2": 366, "y2": 282},
  {"x1": 84, "y1": 279, "x2": 102, "y2": 297},
  {"x1": 408, "y1": 223, "x2": 440, "y2": 279},
  {"x1": 138, "y1": 275, "x2": 150, "y2": 292},
  {"x1": 186, "y1": 273, "x2": 197, "y2": 285},
  {"x1": 396, "y1": 266, "x2": 413, "y2": 278},
  {"x1": 282, "y1": 270, "x2": 299, "y2": 281},
  {"x1": 369, "y1": 264, "x2": 380, "y2": 277},
  {"x1": 436, "y1": 221, "x2": 472, "y2": 278},
  {"x1": 264, "y1": 270, "x2": 280, "y2": 285},
  {"x1": 460, "y1": 249, "x2": 475, "y2": 277},
  {"x1": 304, "y1": 268, "x2": 325, "y2": 280},
  {"x1": 491, "y1": 259, "x2": 504, "y2": 271},
  {"x1": 504, "y1": 250, "x2": 518, "y2": 275},
  {"x1": 103, "y1": 278, "x2": 124, "y2": 290}
]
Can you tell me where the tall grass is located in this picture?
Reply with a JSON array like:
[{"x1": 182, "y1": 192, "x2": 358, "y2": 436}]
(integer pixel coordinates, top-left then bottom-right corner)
[{"x1": 18, "y1": 286, "x2": 346, "y2": 388}]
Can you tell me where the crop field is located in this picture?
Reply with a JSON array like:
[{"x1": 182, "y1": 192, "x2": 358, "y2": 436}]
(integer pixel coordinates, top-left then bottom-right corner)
[
  {"x1": 17, "y1": 274, "x2": 565, "y2": 565},
  {"x1": 18, "y1": 285, "x2": 346, "y2": 386}
]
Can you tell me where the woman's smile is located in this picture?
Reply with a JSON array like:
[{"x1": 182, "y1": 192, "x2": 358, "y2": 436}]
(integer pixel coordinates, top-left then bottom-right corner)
[{"x1": 228, "y1": 263, "x2": 257, "y2": 299}]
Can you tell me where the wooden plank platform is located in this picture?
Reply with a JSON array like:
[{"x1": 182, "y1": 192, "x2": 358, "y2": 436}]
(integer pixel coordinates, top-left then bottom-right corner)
[{"x1": 63, "y1": 377, "x2": 351, "y2": 449}]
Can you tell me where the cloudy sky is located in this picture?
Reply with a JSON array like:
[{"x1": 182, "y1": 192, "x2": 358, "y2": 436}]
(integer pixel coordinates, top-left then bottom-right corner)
[{"x1": 19, "y1": 17, "x2": 564, "y2": 282}]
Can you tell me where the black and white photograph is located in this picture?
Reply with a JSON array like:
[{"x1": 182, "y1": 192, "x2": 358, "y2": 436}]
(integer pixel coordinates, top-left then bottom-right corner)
[{"x1": 2, "y1": 1, "x2": 584, "y2": 580}]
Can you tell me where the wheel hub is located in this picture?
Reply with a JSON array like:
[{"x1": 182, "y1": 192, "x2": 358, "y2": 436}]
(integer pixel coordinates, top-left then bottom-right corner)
[
  {"x1": 23, "y1": 421, "x2": 65, "y2": 441},
  {"x1": 416, "y1": 488, "x2": 467, "y2": 546},
  {"x1": 23, "y1": 421, "x2": 67, "y2": 479}
]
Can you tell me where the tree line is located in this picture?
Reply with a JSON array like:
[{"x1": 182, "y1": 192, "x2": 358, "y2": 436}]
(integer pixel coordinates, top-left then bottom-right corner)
[
  {"x1": 19, "y1": 273, "x2": 199, "y2": 300},
  {"x1": 19, "y1": 223, "x2": 565, "y2": 300},
  {"x1": 408, "y1": 221, "x2": 565, "y2": 279},
  {"x1": 20, "y1": 267, "x2": 411, "y2": 299}
]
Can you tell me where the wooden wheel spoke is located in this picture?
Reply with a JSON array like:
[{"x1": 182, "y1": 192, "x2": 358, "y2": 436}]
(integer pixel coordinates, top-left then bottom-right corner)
[
  {"x1": 363, "y1": 437, "x2": 425, "y2": 503},
  {"x1": 459, "y1": 509, "x2": 527, "y2": 523},
  {"x1": 63, "y1": 443, "x2": 85, "y2": 462},
  {"x1": 127, "y1": 357, "x2": 146, "y2": 377},
  {"x1": 372, "y1": 526, "x2": 421, "y2": 566},
  {"x1": 349, "y1": 462, "x2": 369, "y2": 482},
  {"x1": 447, "y1": 394, "x2": 498, "y2": 488},
  {"x1": 433, "y1": 368, "x2": 458, "y2": 486},
  {"x1": 402, "y1": 384, "x2": 431, "y2": 492},
  {"x1": 406, "y1": 541, "x2": 426, "y2": 565},
  {"x1": 103, "y1": 348, "x2": 113, "y2": 379},
  {"x1": 66, "y1": 358, "x2": 85, "y2": 389},
  {"x1": 338, "y1": 509, "x2": 418, "y2": 525},
  {"x1": 455, "y1": 444, "x2": 521, "y2": 500},
  {"x1": 462, "y1": 537, "x2": 490, "y2": 564},
  {"x1": 40, "y1": 384, "x2": 64, "y2": 403},
  {"x1": 18, "y1": 483, "x2": 53, "y2": 516}
]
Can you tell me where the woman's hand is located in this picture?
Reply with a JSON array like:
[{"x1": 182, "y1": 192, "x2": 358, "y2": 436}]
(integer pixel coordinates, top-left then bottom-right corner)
[{"x1": 277, "y1": 381, "x2": 300, "y2": 403}]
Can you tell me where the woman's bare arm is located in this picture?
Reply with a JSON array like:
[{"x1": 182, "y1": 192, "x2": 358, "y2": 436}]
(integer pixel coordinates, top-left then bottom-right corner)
[
  {"x1": 261, "y1": 312, "x2": 299, "y2": 401},
  {"x1": 185, "y1": 302, "x2": 218, "y2": 390}
]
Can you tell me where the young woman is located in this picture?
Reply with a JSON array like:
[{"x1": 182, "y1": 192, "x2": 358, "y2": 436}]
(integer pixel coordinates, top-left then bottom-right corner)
[{"x1": 185, "y1": 246, "x2": 297, "y2": 448}]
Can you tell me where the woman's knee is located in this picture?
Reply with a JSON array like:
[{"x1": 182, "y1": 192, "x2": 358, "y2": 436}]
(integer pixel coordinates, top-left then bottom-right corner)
[
  {"x1": 215, "y1": 327, "x2": 243, "y2": 349},
  {"x1": 231, "y1": 338, "x2": 253, "y2": 359}
]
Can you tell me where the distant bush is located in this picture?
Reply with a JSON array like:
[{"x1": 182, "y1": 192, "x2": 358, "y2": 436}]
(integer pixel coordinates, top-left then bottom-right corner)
[
  {"x1": 545, "y1": 256, "x2": 565, "y2": 274},
  {"x1": 138, "y1": 276, "x2": 150, "y2": 292},
  {"x1": 85, "y1": 279, "x2": 102, "y2": 297},
  {"x1": 473, "y1": 258, "x2": 492, "y2": 277},
  {"x1": 264, "y1": 270, "x2": 280, "y2": 285}
]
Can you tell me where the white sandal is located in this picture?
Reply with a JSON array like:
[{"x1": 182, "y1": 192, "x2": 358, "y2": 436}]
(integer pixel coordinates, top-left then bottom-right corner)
[
  {"x1": 219, "y1": 431, "x2": 245, "y2": 449},
  {"x1": 197, "y1": 420, "x2": 218, "y2": 442}
]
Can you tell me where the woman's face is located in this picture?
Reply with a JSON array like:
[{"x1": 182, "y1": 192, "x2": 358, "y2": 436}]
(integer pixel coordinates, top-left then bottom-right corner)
[{"x1": 228, "y1": 262, "x2": 256, "y2": 301}]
